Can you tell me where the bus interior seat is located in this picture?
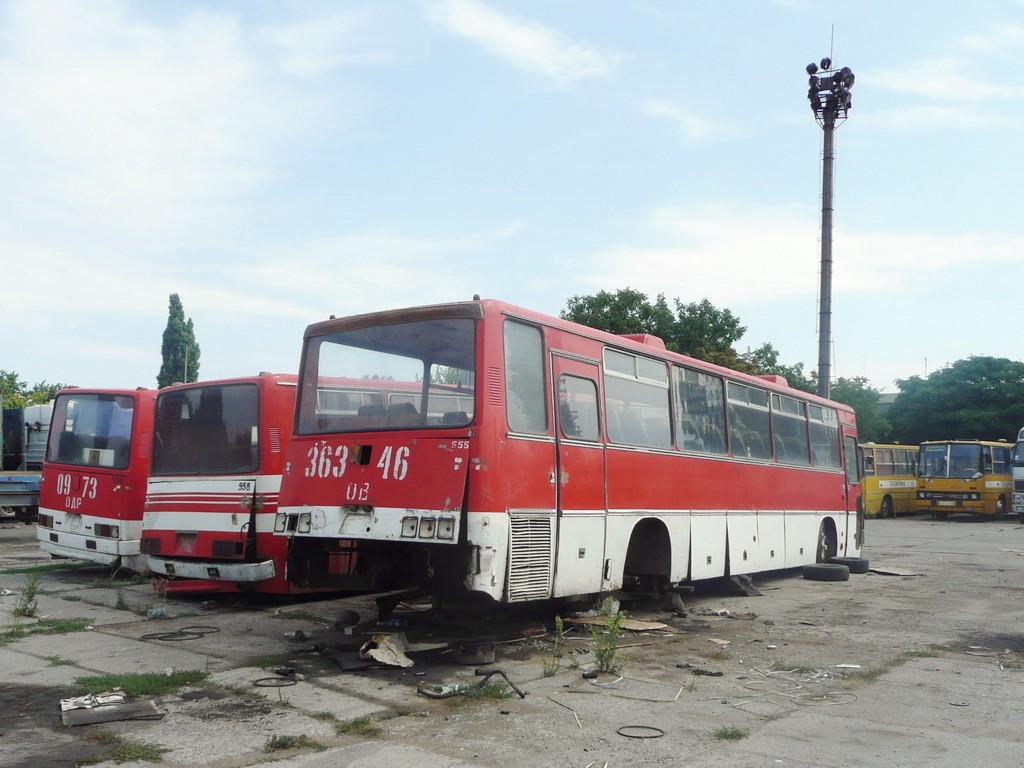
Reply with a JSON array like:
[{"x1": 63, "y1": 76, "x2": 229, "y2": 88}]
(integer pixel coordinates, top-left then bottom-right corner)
[
  {"x1": 704, "y1": 425, "x2": 726, "y2": 453},
  {"x1": 773, "y1": 434, "x2": 788, "y2": 461},
  {"x1": 388, "y1": 402, "x2": 419, "y2": 427},
  {"x1": 644, "y1": 416, "x2": 672, "y2": 448},
  {"x1": 57, "y1": 432, "x2": 82, "y2": 463},
  {"x1": 442, "y1": 411, "x2": 469, "y2": 425},
  {"x1": 357, "y1": 404, "x2": 387, "y2": 427},
  {"x1": 106, "y1": 436, "x2": 131, "y2": 467},
  {"x1": 616, "y1": 410, "x2": 650, "y2": 446}
]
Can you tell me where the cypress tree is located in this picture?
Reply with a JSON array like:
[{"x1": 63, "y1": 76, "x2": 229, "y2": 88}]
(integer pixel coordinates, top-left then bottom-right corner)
[{"x1": 157, "y1": 294, "x2": 201, "y2": 387}]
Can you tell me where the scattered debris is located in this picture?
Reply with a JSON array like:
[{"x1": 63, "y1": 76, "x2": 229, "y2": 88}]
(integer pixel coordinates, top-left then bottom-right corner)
[
  {"x1": 834, "y1": 664, "x2": 861, "y2": 670},
  {"x1": 869, "y1": 567, "x2": 918, "y2": 576},
  {"x1": 617, "y1": 725, "x2": 665, "y2": 739},
  {"x1": 453, "y1": 642, "x2": 495, "y2": 665},
  {"x1": 690, "y1": 607, "x2": 758, "y2": 620},
  {"x1": 417, "y1": 668, "x2": 526, "y2": 700},
  {"x1": 360, "y1": 632, "x2": 414, "y2": 668},
  {"x1": 564, "y1": 616, "x2": 670, "y2": 632},
  {"x1": 708, "y1": 638, "x2": 731, "y2": 647},
  {"x1": 60, "y1": 690, "x2": 163, "y2": 727},
  {"x1": 730, "y1": 574, "x2": 763, "y2": 596}
]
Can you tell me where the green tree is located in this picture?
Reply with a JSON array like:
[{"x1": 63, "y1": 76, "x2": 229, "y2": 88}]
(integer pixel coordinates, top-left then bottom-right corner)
[
  {"x1": 830, "y1": 376, "x2": 888, "y2": 442},
  {"x1": 738, "y1": 343, "x2": 816, "y2": 394},
  {"x1": 561, "y1": 288, "x2": 676, "y2": 340},
  {"x1": 157, "y1": 294, "x2": 201, "y2": 388},
  {"x1": 561, "y1": 288, "x2": 748, "y2": 366},
  {"x1": 0, "y1": 370, "x2": 66, "y2": 408},
  {"x1": 887, "y1": 356, "x2": 1024, "y2": 444}
]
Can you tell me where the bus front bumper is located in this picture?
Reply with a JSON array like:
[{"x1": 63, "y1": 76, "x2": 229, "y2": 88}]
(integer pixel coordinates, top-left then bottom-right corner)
[{"x1": 147, "y1": 556, "x2": 276, "y2": 583}]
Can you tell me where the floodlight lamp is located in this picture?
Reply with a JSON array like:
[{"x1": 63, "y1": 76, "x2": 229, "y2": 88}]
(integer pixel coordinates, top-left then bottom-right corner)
[
  {"x1": 806, "y1": 62, "x2": 819, "y2": 75},
  {"x1": 820, "y1": 57, "x2": 831, "y2": 70}
]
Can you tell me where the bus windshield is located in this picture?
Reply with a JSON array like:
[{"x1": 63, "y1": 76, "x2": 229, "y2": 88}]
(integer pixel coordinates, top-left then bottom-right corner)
[
  {"x1": 46, "y1": 393, "x2": 136, "y2": 469},
  {"x1": 152, "y1": 383, "x2": 260, "y2": 475},
  {"x1": 920, "y1": 443, "x2": 981, "y2": 479},
  {"x1": 298, "y1": 318, "x2": 476, "y2": 434}
]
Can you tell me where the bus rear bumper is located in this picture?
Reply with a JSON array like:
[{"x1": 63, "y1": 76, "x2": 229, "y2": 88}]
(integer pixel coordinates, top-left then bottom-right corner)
[
  {"x1": 38, "y1": 531, "x2": 143, "y2": 568},
  {"x1": 147, "y1": 556, "x2": 276, "y2": 583}
]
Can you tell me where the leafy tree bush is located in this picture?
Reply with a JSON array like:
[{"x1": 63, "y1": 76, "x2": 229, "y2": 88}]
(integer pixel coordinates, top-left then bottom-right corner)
[{"x1": 887, "y1": 356, "x2": 1024, "y2": 444}]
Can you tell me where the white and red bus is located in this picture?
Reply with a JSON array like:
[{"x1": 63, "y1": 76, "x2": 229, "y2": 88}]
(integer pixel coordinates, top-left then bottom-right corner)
[
  {"x1": 37, "y1": 388, "x2": 157, "y2": 570},
  {"x1": 140, "y1": 373, "x2": 361, "y2": 594},
  {"x1": 275, "y1": 299, "x2": 863, "y2": 605}
]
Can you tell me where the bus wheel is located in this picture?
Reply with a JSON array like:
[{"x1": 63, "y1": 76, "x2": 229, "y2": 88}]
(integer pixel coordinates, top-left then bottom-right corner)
[
  {"x1": 828, "y1": 556, "x2": 869, "y2": 574},
  {"x1": 803, "y1": 563, "x2": 850, "y2": 582},
  {"x1": 880, "y1": 496, "x2": 894, "y2": 518},
  {"x1": 996, "y1": 496, "x2": 1007, "y2": 517}
]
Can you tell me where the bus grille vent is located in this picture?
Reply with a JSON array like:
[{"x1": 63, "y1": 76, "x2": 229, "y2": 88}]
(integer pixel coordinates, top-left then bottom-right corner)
[
  {"x1": 487, "y1": 366, "x2": 504, "y2": 407},
  {"x1": 138, "y1": 432, "x2": 152, "y2": 458},
  {"x1": 508, "y1": 514, "x2": 553, "y2": 602},
  {"x1": 268, "y1": 428, "x2": 282, "y2": 453}
]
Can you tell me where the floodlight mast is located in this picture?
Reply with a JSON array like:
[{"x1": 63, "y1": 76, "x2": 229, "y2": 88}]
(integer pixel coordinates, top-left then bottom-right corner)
[{"x1": 806, "y1": 58, "x2": 854, "y2": 399}]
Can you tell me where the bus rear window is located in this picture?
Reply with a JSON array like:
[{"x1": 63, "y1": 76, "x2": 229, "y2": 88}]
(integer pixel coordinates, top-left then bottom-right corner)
[
  {"x1": 152, "y1": 384, "x2": 260, "y2": 475},
  {"x1": 299, "y1": 318, "x2": 476, "y2": 434},
  {"x1": 47, "y1": 393, "x2": 135, "y2": 470}
]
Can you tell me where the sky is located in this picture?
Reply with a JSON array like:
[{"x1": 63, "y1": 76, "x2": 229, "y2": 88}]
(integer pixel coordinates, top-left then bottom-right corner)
[{"x1": 3, "y1": 0, "x2": 1023, "y2": 396}]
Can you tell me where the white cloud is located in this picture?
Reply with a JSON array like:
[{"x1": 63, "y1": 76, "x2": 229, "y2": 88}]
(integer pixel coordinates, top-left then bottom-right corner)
[
  {"x1": 423, "y1": 0, "x2": 620, "y2": 85},
  {"x1": 865, "y1": 58, "x2": 1024, "y2": 102},
  {"x1": 958, "y1": 23, "x2": 1024, "y2": 57},
  {"x1": 232, "y1": 224, "x2": 524, "y2": 317},
  {"x1": 0, "y1": 1, "x2": 353, "y2": 240},
  {"x1": 256, "y1": 7, "x2": 390, "y2": 77},
  {"x1": 643, "y1": 99, "x2": 746, "y2": 146},
  {"x1": 580, "y1": 203, "x2": 1024, "y2": 306}
]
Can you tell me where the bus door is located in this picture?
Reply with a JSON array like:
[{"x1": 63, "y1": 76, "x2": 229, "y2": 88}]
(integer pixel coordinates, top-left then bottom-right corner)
[
  {"x1": 842, "y1": 430, "x2": 863, "y2": 554},
  {"x1": 551, "y1": 353, "x2": 606, "y2": 596}
]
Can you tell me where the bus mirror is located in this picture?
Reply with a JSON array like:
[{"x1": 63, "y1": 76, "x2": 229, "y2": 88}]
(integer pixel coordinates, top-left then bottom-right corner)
[{"x1": 971, "y1": 471, "x2": 984, "y2": 480}]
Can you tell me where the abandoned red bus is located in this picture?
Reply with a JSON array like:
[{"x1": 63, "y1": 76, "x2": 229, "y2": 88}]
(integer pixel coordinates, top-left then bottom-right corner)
[
  {"x1": 140, "y1": 373, "x2": 362, "y2": 594},
  {"x1": 37, "y1": 388, "x2": 157, "y2": 570},
  {"x1": 275, "y1": 299, "x2": 863, "y2": 605}
]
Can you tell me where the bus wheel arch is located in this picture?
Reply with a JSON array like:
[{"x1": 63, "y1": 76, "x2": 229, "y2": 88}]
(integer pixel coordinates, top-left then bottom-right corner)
[
  {"x1": 880, "y1": 496, "x2": 894, "y2": 518},
  {"x1": 996, "y1": 495, "x2": 1007, "y2": 517},
  {"x1": 815, "y1": 518, "x2": 838, "y2": 563},
  {"x1": 622, "y1": 517, "x2": 672, "y2": 592}
]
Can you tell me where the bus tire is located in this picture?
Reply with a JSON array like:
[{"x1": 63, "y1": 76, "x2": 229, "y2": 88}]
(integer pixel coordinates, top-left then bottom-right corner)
[
  {"x1": 828, "y1": 556, "x2": 869, "y2": 574},
  {"x1": 802, "y1": 563, "x2": 850, "y2": 582},
  {"x1": 996, "y1": 496, "x2": 1007, "y2": 517}
]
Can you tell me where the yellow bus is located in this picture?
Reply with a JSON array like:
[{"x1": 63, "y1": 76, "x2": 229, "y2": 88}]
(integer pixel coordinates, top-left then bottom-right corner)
[
  {"x1": 860, "y1": 443, "x2": 918, "y2": 517},
  {"x1": 916, "y1": 440, "x2": 1012, "y2": 519}
]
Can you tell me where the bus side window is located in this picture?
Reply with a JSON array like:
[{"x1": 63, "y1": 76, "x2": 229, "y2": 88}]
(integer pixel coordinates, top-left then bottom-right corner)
[{"x1": 504, "y1": 321, "x2": 548, "y2": 434}]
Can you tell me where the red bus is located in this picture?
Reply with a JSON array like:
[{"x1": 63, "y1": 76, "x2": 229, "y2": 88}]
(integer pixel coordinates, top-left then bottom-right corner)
[
  {"x1": 37, "y1": 388, "x2": 157, "y2": 570},
  {"x1": 276, "y1": 299, "x2": 863, "y2": 605},
  {"x1": 140, "y1": 373, "x2": 362, "y2": 594}
]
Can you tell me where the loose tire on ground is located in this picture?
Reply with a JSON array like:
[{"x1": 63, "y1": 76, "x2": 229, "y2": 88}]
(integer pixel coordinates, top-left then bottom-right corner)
[
  {"x1": 802, "y1": 563, "x2": 850, "y2": 582},
  {"x1": 828, "y1": 556, "x2": 869, "y2": 574}
]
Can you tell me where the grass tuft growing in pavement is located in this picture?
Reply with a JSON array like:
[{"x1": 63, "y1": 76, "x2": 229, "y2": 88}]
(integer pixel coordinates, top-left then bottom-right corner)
[
  {"x1": 79, "y1": 729, "x2": 169, "y2": 763},
  {"x1": 73, "y1": 670, "x2": 208, "y2": 696},
  {"x1": 264, "y1": 734, "x2": 327, "y2": 753}
]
